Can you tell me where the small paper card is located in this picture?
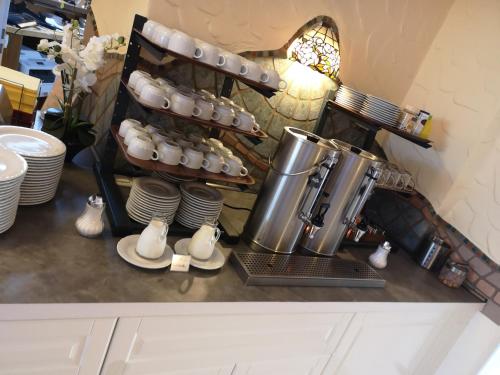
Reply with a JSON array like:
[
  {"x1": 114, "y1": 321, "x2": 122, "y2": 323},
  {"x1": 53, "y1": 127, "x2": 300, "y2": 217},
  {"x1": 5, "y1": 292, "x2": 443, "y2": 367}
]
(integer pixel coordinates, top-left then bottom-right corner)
[{"x1": 170, "y1": 254, "x2": 191, "y2": 272}]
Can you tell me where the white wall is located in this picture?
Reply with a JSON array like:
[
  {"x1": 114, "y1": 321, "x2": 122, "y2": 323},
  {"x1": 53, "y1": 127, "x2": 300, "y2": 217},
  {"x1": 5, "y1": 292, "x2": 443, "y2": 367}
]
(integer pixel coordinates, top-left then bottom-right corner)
[{"x1": 383, "y1": 0, "x2": 500, "y2": 264}]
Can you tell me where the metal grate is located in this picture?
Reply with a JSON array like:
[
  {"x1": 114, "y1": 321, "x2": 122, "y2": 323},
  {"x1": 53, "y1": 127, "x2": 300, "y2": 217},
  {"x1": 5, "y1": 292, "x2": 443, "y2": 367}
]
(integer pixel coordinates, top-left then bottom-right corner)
[{"x1": 230, "y1": 252, "x2": 385, "y2": 288}]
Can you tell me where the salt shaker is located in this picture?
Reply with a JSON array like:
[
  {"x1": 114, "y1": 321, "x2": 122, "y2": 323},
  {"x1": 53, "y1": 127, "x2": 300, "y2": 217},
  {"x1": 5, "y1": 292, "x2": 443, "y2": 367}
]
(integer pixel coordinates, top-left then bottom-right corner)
[
  {"x1": 75, "y1": 195, "x2": 106, "y2": 237},
  {"x1": 369, "y1": 241, "x2": 392, "y2": 269}
]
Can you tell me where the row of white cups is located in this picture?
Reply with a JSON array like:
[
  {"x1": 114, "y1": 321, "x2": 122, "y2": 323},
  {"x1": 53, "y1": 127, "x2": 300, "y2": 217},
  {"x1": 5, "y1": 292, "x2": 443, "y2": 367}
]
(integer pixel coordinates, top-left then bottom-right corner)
[
  {"x1": 129, "y1": 70, "x2": 260, "y2": 134},
  {"x1": 119, "y1": 119, "x2": 249, "y2": 177},
  {"x1": 142, "y1": 20, "x2": 287, "y2": 90}
]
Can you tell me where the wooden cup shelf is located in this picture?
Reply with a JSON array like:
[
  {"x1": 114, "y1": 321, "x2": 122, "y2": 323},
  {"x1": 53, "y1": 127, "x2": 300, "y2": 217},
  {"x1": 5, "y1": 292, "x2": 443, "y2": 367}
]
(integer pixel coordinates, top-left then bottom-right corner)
[
  {"x1": 111, "y1": 125, "x2": 255, "y2": 185},
  {"x1": 123, "y1": 80, "x2": 268, "y2": 139},
  {"x1": 133, "y1": 29, "x2": 278, "y2": 98}
]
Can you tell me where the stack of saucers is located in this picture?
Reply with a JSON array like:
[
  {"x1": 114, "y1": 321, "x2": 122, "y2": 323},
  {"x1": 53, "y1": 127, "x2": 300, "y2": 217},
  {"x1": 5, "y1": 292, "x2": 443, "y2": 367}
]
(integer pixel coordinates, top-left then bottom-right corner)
[
  {"x1": 175, "y1": 182, "x2": 223, "y2": 229},
  {"x1": 152, "y1": 171, "x2": 197, "y2": 184},
  {"x1": 0, "y1": 126, "x2": 66, "y2": 205},
  {"x1": 126, "y1": 177, "x2": 181, "y2": 225},
  {"x1": 335, "y1": 85, "x2": 367, "y2": 112},
  {"x1": 0, "y1": 146, "x2": 28, "y2": 233},
  {"x1": 360, "y1": 95, "x2": 401, "y2": 127}
]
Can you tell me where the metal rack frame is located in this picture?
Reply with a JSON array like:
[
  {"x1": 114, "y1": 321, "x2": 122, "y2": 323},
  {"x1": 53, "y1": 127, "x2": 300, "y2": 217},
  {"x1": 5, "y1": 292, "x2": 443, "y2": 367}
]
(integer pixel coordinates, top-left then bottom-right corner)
[{"x1": 93, "y1": 14, "x2": 274, "y2": 241}]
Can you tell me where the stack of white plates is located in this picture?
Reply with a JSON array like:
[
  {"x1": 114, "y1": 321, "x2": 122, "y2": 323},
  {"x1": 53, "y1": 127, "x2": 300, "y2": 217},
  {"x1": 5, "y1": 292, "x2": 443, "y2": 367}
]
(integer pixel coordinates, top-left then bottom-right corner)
[
  {"x1": 152, "y1": 171, "x2": 197, "y2": 184},
  {"x1": 175, "y1": 182, "x2": 223, "y2": 229},
  {"x1": 335, "y1": 85, "x2": 367, "y2": 112},
  {"x1": 0, "y1": 126, "x2": 66, "y2": 205},
  {"x1": 360, "y1": 95, "x2": 401, "y2": 127},
  {"x1": 0, "y1": 146, "x2": 27, "y2": 233},
  {"x1": 126, "y1": 177, "x2": 181, "y2": 225}
]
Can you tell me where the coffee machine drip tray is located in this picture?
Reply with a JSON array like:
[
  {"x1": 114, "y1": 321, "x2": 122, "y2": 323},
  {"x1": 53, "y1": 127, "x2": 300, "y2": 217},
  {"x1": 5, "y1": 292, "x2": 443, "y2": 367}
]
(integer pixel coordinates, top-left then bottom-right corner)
[{"x1": 230, "y1": 252, "x2": 385, "y2": 288}]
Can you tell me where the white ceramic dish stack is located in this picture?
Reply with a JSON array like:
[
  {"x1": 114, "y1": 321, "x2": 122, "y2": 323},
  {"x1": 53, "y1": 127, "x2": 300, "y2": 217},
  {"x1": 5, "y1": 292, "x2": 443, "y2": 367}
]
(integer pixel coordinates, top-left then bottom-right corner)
[
  {"x1": 0, "y1": 146, "x2": 28, "y2": 233},
  {"x1": 126, "y1": 177, "x2": 181, "y2": 225},
  {"x1": 151, "y1": 170, "x2": 197, "y2": 184},
  {"x1": 175, "y1": 182, "x2": 223, "y2": 229},
  {"x1": 335, "y1": 85, "x2": 366, "y2": 112},
  {"x1": 0, "y1": 126, "x2": 66, "y2": 205},
  {"x1": 360, "y1": 95, "x2": 401, "y2": 127}
]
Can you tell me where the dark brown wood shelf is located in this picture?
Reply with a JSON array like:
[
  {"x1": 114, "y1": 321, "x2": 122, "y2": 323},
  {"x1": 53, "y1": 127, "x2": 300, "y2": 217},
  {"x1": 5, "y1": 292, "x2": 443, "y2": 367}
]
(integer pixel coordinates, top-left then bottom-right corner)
[
  {"x1": 111, "y1": 125, "x2": 255, "y2": 185},
  {"x1": 123, "y1": 80, "x2": 268, "y2": 139},
  {"x1": 328, "y1": 100, "x2": 432, "y2": 149},
  {"x1": 133, "y1": 28, "x2": 278, "y2": 98}
]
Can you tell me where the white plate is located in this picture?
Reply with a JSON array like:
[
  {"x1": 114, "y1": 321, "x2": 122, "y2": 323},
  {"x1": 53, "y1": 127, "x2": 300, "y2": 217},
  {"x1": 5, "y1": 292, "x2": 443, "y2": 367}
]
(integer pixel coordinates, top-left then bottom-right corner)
[
  {"x1": 180, "y1": 182, "x2": 223, "y2": 203},
  {"x1": 0, "y1": 126, "x2": 66, "y2": 157},
  {"x1": 117, "y1": 235, "x2": 174, "y2": 269},
  {"x1": 0, "y1": 147, "x2": 28, "y2": 182},
  {"x1": 130, "y1": 190, "x2": 180, "y2": 204},
  {"x1": 134, "y1": 177, "x2": 180, "y2": 199},
  {"x1": 174, "y1": 238, "x2": 225, "y2": 270}
]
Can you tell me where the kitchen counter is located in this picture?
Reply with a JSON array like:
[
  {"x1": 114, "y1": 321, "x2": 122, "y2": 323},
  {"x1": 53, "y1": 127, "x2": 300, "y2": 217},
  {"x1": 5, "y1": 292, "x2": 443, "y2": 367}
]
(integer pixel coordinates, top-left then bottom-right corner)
[{"x1": 0, "y1": 165, "x2": 480, "y2": 304}]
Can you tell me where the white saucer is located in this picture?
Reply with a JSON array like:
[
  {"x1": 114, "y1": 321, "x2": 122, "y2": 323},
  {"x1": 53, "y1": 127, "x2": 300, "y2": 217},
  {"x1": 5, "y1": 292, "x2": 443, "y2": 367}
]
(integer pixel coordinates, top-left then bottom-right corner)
[
  {"x1": 174, "y1": 238, "x2": 225, "y2": 270},
  {"x1": 117, "y1": 234, "x2": 174, "y2": 269}
]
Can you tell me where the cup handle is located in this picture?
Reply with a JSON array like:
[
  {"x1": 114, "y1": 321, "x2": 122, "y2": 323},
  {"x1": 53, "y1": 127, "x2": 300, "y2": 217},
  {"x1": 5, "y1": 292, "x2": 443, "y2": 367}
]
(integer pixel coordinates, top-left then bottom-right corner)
[
  {"x1": 240, "y1": 166, "x2": 248, "y2": 177},
  {"x1": 202, "y1": 158, "x2": 210, "y2": 169},
  {"x1": 211, "y1": 110, "x2": 221, "y2": 122},
  {"x1": 194, "y1": 47, "x2": 203, "y2": 59},
  {"x1": 192, "y1": 105, "x2": 202, "y2": 117},
  {"x1": 261, "y1": 73, "x2": 269, "y2": 83},
  {"x1": 232, "y1": 117, "x2": 241, "y2": 127},
  {"x1": 161, "y1": 97, "x2": 171, "y2": 110},
  {"x1": 217, "y1": 55, "x2": 226, "y2": 67},
  {"x1": 252, "y1": 124, "x2": 261, "y2": 133},
  {"x1": 179, "y1": 155, "x2": 189, "y2": 166},
  {"x1": 151, "y1": 150, "x2": 159, "y2": 161},
  {"x1": 211, "y1": 227, "x2": 221, "y2": 247},
  {"x1": 240, "y1": 65, "x2": 248, "y2": 76},
  {"x1": 279, "y1": 80, "x2": 287, "y2": 90}
]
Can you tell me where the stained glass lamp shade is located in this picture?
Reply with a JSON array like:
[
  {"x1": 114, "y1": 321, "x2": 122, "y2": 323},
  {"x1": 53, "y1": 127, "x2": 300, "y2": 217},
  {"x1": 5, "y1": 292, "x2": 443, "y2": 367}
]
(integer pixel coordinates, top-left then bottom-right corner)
[{"x1": 287, "y1": 23, "x2": 340, "y2": 80}]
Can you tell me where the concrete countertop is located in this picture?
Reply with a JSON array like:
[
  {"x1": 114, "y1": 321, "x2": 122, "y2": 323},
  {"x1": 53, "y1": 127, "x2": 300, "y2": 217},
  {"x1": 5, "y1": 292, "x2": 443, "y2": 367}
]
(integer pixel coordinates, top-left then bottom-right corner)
[{"x1": 0, "y1": 165, "x2": 480, "y2": 304}]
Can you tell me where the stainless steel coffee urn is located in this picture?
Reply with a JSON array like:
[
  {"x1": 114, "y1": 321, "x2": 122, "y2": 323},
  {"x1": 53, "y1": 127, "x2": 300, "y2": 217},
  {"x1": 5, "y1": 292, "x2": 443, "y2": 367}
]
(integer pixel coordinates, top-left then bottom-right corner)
[
  {"x1": 299, "y1": 140, "x2": 383, "y2": 256},
  {"x1": 243, "y1": 127, "x2": 341, "y2": 254},
  {"x1": 243, "y1": 128, "x2": 382, "y2": 256}
]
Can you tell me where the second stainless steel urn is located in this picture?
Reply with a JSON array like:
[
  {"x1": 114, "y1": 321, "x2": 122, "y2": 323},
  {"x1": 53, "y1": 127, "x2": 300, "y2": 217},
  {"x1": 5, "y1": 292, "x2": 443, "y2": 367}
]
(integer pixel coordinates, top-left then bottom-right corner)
[{"x1": 243, "y1": 127, "x2": 340, "y2": 254}]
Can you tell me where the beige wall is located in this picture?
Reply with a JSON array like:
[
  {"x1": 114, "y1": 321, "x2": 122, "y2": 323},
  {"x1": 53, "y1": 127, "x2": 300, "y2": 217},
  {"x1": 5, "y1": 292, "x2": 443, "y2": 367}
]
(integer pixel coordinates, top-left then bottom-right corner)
[{"x1": 383, "y1": 0, "x2": 500, "y2": 264}]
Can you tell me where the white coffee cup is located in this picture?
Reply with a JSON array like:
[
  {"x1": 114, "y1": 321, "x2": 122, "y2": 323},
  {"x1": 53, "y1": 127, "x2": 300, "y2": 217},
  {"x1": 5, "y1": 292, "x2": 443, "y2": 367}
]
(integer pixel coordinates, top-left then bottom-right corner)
[
  {"x1": 217, "y1": 52, "x2": 242, "y2": 75},
  {"x1": 202, "y1": 151, "x2": 229, "y2": 174},
  {"x1": 224, "y1": 155, "x2": 248, "y2": 176},
  {"x1": 152, "y1": 25, "x2": 173, "y2": 48},
  {"x1": 133, "y1": 75, "x2": 156, "y2": 95},
  {"x1": 139, "y1": 84, "x2": 170, "y2": 109},
  {"x1": 180, "y1": 147, "x2": 204, "y2": 169},
  {"x1": 166, "y1": 129, "x2": 184, "y2": 139},
  {"x1": 168, "y1": 30, "x2": 197, "y2": 57},
  {"x1": 151, "y1": 132, "x2": 174, "y2": 145},
  {"x1": 234, "y1": 111, "x2": 260, "y2": 132},
  {"x1": 124, "y1": 127, "x2": 150, "y2": 145},
  {"x1": 194, "y1": 143, "x2": 213, "y2": 153},
  {"x1": 142, "y1": 20, "x2": 160, "y2": 40},
  {"x1": 261, "y1": 69, "x2": 287, "y2": 90},
  {"x1": 194, "y1": 97, "x2": 215, "y2": 121},
  {"x1": 144, "y1": 124, "x2": 159, "y2": 134},
  {"x1": 119, "y1": 119, "x2": 142, "y2": 138},
  {"x1": 129, "y1": 70, "x2": 151, "y2": 91},
  {"x1": 158, "y1": 140, "x2": 187, "y2": 165},
  {"x1": 194, "y1": 40, "x2": 221, "y2": 66},
  {"x1": 157, "y1": 80, "x2": 177, "y2": 97},
  {"x1": 164, "y1": 91, "x2": 202, "y2": 117},
  {"x1": 240, "y1": 59, "x2": 263, "y2": 81},
  {"x1": 199, "y1": 89, "x2": 217, "y2": 101},
  {"x1": 127, "y1": 135, "x2": 159, "y2": 161},
  {"x1": 207, "y1": 138, "x2": 224, "y2": 149},
  {"x1": 212, "y1": 101, "x2": 236, "y2": 126},
  {"x1": 218, "y1": 146, "x2": 233, "y2": 158},
  {"x1": 176, "y1": 137, "x2": 194, "y2": 149}
]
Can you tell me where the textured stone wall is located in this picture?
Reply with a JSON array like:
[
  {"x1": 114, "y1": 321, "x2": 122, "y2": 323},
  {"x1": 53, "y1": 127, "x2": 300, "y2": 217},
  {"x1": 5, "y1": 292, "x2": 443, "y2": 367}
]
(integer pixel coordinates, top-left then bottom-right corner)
[{"x1": 383, "y1": 0, "x2": 500, "y2": 265}]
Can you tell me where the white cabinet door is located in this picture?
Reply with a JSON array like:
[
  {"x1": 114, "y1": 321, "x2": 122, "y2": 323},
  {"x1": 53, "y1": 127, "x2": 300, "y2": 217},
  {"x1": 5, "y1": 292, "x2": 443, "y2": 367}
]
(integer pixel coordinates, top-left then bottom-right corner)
[
  {"x1": 101, "y1": 312, "x2": 353, "y2": 375},
  {"x1": 0, "y1": 318, "x2": 116, "y2": 375},
  {"x1": 325, "y1": 305, "x2": 478, "y2": 375}
]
